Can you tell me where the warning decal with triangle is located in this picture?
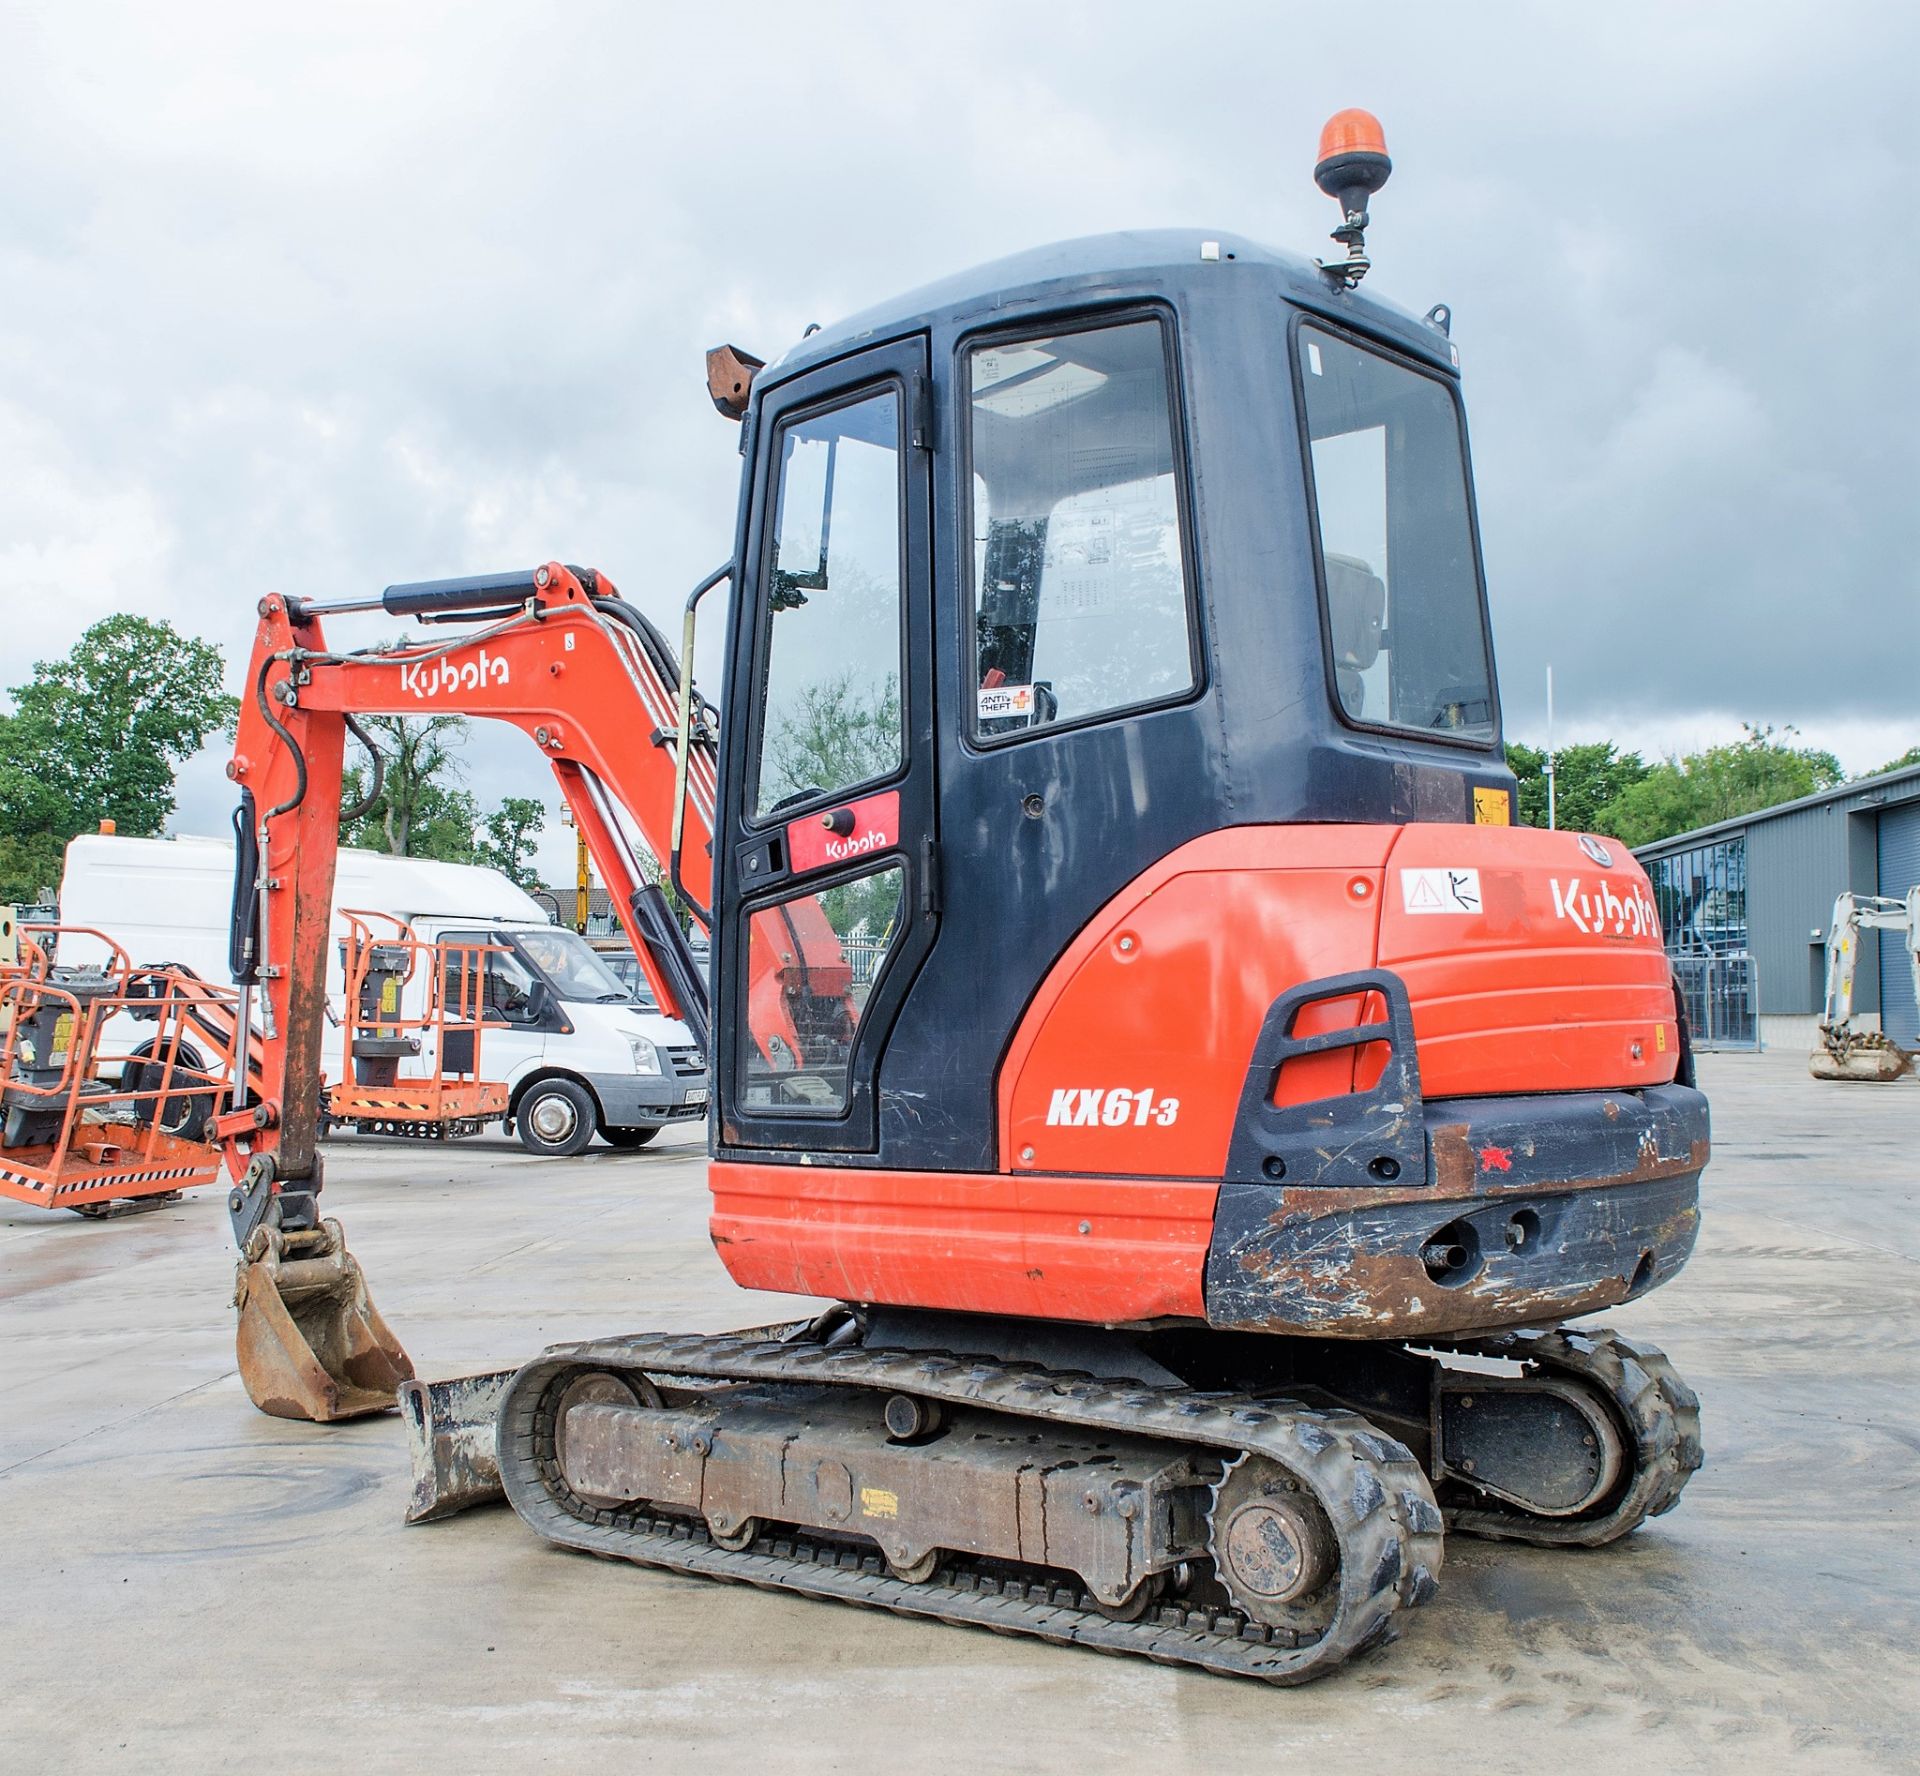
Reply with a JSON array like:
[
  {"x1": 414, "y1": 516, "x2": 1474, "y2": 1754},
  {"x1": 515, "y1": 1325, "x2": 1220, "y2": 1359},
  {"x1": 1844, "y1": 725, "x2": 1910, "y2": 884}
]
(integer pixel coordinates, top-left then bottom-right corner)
[{"x1": 1400, "y1": 867, "x2": 1483, "y2": 914}]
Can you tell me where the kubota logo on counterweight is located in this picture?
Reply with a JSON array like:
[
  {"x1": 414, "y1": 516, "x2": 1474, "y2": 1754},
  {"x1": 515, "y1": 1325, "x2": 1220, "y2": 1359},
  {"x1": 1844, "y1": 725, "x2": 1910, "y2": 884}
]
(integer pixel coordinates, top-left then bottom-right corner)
[{"x1": 1550, "y1": 875, "x2": 1657, "y2": 939}]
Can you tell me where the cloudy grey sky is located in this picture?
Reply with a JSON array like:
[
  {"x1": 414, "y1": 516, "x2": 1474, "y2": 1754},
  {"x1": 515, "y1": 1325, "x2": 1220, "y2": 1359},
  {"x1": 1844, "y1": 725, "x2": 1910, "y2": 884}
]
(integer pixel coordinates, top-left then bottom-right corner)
[{"x1": 3, "y1": 0, "x2": 1913, "y2": 880}]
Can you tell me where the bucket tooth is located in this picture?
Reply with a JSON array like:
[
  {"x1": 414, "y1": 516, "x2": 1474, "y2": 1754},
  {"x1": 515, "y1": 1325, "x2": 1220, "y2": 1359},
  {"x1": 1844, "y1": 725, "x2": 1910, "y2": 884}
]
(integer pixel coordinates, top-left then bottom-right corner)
[
  {"x1": 400, "y1": 1371, "x2": 514, "y2": 1522},
  {"x1": 234, "y1": 1217, "x2": 413, "y2": 1420}
]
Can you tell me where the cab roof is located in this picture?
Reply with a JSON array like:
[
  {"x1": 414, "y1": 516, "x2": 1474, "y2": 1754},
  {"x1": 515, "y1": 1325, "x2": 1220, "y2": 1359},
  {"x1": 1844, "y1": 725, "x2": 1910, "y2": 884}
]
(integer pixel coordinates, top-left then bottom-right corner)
[{"x1": 766, "y1": 229, "x2": 1457, "y2": 385}]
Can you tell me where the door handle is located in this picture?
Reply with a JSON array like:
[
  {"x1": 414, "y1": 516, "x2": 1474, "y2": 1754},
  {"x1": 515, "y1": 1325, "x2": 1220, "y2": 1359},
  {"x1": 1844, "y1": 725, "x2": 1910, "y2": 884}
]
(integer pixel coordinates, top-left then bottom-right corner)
[{"x1": 920, "y1": 837, "x2": 941, "y2": 917}]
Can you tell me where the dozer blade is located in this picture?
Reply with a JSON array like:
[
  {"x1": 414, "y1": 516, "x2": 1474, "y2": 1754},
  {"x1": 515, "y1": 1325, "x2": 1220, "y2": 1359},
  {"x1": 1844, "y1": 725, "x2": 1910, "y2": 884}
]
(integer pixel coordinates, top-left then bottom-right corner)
[
  {"x1": 399, "y1": 1370, "x2": 514, "y2": 1522},
  {"x1": 234, "y1": 1217, "x2": 414, "y2": 1420}
]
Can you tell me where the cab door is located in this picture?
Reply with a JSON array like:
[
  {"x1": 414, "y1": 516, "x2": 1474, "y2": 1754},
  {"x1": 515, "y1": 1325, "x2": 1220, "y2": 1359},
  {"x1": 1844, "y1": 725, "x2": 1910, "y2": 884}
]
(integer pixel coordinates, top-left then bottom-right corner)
[{"x1": 715, "y1": 337, "x2": 938, "y2": 1155}]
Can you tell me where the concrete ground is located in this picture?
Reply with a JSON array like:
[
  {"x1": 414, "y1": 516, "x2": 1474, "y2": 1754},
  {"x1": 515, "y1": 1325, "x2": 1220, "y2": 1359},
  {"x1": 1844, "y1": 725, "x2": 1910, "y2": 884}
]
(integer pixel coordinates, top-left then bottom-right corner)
[{"x1": 1, "y1": 1050, "x2": 1915, "y2": 1774}]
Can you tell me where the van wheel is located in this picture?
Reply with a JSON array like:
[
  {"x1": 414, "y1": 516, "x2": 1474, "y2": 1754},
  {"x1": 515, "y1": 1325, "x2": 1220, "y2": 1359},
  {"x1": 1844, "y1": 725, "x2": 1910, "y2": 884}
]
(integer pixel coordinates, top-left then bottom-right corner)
[
  {"x1": 515, "y1": 1079, "x2": 597, "y2": 1157},
  {"x1": 601, "y1": 1126, "x2": 659, "y2": 1149}
]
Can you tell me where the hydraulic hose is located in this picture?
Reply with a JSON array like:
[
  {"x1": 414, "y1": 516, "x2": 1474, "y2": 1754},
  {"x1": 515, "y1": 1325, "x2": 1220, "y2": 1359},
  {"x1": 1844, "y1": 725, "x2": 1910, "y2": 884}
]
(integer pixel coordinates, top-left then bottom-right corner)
[
  {"x1": 227, "y1": 789, "x2": 260, "y2": 985},
  {"x1": 589, "y1": 582, "x2": 724, "y2": 747},
  {"x1": 590, "y1": 594, "x2": 685, "y2": 691},
  {"x1": 255, "y1": 652, "x2": 308, "y2": 824},
  {"x1": 340, "y1": 714, "x2": 385, "y2": 821}
]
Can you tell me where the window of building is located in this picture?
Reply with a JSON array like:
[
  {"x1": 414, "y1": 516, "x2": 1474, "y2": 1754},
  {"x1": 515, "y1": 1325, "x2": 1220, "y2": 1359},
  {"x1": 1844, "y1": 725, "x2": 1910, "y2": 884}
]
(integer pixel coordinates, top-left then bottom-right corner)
[{"x1": 1645, "y1": 837, "x2": 1749, "y2": 955}]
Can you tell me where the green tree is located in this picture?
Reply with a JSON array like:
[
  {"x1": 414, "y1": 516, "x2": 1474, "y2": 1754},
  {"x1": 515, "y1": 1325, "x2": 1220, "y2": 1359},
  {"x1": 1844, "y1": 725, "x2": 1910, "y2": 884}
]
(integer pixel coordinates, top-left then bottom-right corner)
[
  {"x1": 1864, "y1": 746, "x2": 1920, "y2": 778},
  {"x1": 764, "y1": 669, "x2": 902, "y2": 814},
  {"x1": 1595, "y1": 724, "x2": 1845, "y2": 848},
  {"x1": 475, "y1": 795, "x2": 545, "y2": 886},
  {"x1": 0, "y1": 616, "x2": 237, "y2": 901},
  {"x1": 1506, "y1": 741, "x2": 1650, "y2": 833},
  {"x1": 339, "y1": 715, "x2": 480, "y2": 861},
  {"x1": 0, "y1": 827, "x2": 63, "y2": 907}
]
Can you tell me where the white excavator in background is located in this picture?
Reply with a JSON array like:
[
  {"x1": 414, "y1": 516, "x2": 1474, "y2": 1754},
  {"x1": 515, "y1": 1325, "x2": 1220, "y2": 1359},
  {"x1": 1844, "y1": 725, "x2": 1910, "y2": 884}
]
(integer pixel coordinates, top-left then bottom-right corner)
[{"x1": 1810, "y1": 889, "x2": 1920, "y2": 1081}]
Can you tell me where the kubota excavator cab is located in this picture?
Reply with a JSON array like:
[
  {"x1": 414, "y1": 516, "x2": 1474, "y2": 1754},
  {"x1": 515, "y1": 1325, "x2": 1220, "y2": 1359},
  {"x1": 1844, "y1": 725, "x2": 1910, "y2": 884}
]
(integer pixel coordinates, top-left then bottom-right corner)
[{"x1": 694, "y1": 228, "x2": 1705, "y2": 1342}]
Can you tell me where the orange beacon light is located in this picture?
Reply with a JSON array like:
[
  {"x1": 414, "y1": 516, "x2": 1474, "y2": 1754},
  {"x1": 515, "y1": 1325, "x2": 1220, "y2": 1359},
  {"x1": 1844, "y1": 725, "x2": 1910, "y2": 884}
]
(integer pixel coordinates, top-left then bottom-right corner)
[{"x1": 1314, "y1": 109, "x2": 1392, "y2": 287}]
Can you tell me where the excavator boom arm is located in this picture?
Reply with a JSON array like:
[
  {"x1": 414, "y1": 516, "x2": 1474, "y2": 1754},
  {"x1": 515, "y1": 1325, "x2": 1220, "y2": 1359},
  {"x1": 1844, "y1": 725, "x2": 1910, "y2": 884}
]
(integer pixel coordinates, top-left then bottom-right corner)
[
  {"x1": 220, "y1": 564, "x2": 722, "y2": 1238},
  {"x1": 1821, "y1": 890, "x2": 1920, "y2": 1027}
]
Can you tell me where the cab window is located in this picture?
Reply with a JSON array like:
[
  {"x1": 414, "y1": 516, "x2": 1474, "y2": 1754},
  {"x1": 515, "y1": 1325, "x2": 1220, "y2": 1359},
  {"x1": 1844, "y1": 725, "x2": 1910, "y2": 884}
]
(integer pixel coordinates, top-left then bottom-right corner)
[
  {"x1": 1298, "y1": 325, "x2": 1494, "y2": 738},
  {"x1": 439, "y1": 935, "x2": 539, "y2": 1023},
  {"x1": 966, "y1": 315, "x2": 1196, "y2": 740},
  {"x1": 752, "y1": 389, "x2": 906, "y2": 817}
]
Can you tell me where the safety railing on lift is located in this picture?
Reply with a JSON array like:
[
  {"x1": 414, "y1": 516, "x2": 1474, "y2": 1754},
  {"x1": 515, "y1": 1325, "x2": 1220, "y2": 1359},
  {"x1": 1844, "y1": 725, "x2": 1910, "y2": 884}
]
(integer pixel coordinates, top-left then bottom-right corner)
[{"x1": 0, "y1": 926, "x2": 243, "y2": 1212}]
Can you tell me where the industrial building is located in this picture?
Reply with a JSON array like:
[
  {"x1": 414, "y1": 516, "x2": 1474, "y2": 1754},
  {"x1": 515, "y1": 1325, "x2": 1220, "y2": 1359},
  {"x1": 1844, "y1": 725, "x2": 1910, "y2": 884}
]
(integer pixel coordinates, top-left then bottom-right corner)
[{"x1": 1635, "y1": 762, "x2": 1920, "y2": 1050}]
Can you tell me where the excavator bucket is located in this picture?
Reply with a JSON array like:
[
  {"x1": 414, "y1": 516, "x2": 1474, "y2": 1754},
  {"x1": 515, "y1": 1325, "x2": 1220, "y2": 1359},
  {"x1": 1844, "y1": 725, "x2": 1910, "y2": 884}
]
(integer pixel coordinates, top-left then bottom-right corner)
[
  {"x1": 1809, "y1": 1031, "x2": 1916, "y2": 1083},
  {"x1": 399, "y1": 1370, "x2": 514, "y2": 1521},
  {"x1": 233, "y1": 1218, "x2": 414, "y2": 1420}
]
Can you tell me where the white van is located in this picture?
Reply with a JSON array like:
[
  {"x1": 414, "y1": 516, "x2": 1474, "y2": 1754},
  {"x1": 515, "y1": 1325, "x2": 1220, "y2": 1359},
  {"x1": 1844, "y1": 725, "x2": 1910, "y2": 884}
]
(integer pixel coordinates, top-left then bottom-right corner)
[{"x1": 56, "y1": 834, "x2": 709, "y2": 1156}]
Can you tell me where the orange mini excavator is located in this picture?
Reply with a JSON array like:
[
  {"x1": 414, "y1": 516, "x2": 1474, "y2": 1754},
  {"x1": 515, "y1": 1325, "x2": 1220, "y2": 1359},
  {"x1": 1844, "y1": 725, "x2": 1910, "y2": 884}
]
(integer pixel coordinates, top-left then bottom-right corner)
[{"x1": 214, "y1": 114, "x2": 1705, "y2": 1682}]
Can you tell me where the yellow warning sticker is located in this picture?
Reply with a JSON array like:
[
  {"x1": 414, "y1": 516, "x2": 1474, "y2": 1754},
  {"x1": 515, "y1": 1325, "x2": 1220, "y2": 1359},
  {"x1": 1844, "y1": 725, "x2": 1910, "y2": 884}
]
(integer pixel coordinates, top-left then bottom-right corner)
[
  {"x1": 380, "y1": 979, "x2": 400, "y2": 1015},
  {"x1": 51, "y1": 1012, "x2": 73, "y2": 1063},
  {"x1": 1656, "y1": 1024, "x2": 1668, "y2": 1053},
  {"x1": 859, "y1": 1487, "x2": 899, "y2": 1520},
  {"x1": 1473, "y1": 787, "x2": 1512, "y2": 826}
]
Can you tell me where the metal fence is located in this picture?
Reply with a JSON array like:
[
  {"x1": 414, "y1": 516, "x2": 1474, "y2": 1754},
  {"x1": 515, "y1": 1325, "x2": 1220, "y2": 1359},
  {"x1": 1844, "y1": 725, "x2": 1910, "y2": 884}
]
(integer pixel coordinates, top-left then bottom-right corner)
[
  {"x1": 1670, "y1": 951, "x2": 1760, "y2": 1050},
  {"x1": 842, "y1": 936, "x2": 889, "y2": 990}
]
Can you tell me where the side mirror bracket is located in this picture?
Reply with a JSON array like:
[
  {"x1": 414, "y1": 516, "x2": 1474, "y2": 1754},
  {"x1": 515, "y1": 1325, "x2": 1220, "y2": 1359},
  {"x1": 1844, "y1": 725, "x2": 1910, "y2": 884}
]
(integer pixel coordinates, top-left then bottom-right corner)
[{"x1": 706, "y1": 344, "x2": 765, "y2": 420}]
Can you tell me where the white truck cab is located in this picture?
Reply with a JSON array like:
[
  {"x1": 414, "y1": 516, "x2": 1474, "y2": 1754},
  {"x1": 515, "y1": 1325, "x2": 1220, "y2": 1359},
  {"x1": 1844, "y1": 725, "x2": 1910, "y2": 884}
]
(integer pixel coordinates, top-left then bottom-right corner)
[{"x1": 57, "y1": 834, "x2": 709, "y2": 1156}]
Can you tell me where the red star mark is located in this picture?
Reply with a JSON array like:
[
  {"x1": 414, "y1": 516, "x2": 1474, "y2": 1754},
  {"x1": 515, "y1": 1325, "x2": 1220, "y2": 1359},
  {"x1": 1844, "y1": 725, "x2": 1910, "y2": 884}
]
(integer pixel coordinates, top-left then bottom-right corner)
[{"x1": 1477, "y1": 1144, "x2": 1513, "y2": 1173}]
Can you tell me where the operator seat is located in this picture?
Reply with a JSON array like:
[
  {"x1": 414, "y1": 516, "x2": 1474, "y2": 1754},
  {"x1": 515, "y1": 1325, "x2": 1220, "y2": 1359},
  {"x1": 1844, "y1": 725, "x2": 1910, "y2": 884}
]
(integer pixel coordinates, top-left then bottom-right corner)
[{"x1": 1325, "y1": 551, "x2": 1385, "y2": 716}]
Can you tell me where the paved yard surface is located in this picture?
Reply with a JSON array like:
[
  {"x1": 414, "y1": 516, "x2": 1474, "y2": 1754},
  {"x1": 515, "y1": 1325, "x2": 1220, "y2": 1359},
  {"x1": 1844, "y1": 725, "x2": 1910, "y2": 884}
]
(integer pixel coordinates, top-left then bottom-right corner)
[{"x1": 1, "y1": 1051, "x2": 1914, "y2": 1773}]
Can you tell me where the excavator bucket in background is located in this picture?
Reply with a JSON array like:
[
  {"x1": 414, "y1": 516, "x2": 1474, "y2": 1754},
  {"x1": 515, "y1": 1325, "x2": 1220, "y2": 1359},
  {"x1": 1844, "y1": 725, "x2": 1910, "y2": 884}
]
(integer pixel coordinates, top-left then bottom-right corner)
[
  {"x1": 1809, "y1": 1029, "x2": 1916, "y2": 1082},
  {"x1": 1809, "y1": 893, "x2": 1920, "y2": 1082},
  {"x1": 234, "y1": 1218, "x2": 414, "y2": 1420}
]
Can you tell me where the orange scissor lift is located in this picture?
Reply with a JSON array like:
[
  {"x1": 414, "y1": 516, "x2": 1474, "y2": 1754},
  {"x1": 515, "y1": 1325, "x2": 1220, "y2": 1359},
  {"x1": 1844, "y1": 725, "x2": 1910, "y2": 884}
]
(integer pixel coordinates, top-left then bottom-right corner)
[
  {"x1": 323, "y1": 911, "x2": 509, "y2": 1139},
  {"x1": 0, "y1": 917, "x2": 242, "y2": 1216}
]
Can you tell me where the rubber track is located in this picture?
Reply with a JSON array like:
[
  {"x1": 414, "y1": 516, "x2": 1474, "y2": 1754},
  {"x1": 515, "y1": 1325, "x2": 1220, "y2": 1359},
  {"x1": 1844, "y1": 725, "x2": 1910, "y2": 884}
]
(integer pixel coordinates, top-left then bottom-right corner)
[
  {"x1": 496, "y1": 1329, "x2": 1445, "y2": 1684},
  {"x1": 1443, "y1": 1326, "x2": 1703, "y2": 1547}
]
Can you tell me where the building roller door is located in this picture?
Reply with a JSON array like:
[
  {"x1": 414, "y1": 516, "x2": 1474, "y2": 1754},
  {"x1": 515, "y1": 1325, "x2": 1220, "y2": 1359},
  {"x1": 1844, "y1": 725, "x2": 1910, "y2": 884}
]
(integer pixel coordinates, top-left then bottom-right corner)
[{"x1": 1878, "y1": 803, "x2": 1920, "y2": 1045}]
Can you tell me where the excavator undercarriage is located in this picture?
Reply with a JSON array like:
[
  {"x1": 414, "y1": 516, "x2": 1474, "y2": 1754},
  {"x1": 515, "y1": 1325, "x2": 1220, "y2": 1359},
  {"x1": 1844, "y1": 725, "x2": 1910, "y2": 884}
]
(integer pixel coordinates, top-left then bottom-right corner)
[{"x1": 395, "y1": 1311, "x2": 1697, "y2": 1683}]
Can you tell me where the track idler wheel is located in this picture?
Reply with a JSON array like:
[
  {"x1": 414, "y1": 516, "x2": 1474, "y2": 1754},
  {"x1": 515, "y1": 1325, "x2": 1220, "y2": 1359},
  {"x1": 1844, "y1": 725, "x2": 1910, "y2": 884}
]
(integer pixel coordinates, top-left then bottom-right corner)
[
  {"x1": 233, "y1": 1218, "x2": 414, "y2": 1421},
  {"x1": 1208, "y1": 1456, "x2": 1339, "y2": 1631},
  {"x1": 1443, "y1": 1327, "x2": 1703, "y2": 1547},
  {"x1": 557, "y1": 1372, "x2": 664, "y2": 1509}
]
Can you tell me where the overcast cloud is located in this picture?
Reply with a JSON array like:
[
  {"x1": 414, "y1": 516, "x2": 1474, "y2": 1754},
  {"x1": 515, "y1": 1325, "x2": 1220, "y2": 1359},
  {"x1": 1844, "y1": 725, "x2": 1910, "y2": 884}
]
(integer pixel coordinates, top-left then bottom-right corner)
[{"x1": 2, "y1": 0, "x2": 1913, "y2": 880}]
